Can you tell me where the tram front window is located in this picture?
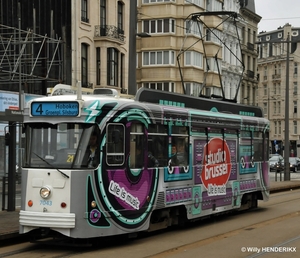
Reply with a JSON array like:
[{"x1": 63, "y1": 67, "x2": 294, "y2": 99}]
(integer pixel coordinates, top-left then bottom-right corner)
[{"x1": 24, "y1": 123, "x2": 100, "y2": 169}]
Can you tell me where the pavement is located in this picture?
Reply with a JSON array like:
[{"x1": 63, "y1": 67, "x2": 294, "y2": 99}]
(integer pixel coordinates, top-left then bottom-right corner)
[{"x1": 0, "y1": 179, "x2": 300, "y2": 241}]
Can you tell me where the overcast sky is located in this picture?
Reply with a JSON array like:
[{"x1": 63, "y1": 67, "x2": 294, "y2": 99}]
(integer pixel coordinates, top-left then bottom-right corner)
[{"x1": 255, "y1": 0, "x2": 300, "y2": 32}]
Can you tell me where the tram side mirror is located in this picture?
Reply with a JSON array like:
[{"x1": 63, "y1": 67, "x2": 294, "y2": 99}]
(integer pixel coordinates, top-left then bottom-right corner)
[
  {"x1": 112, "y1": 130, "x2": 121, "y2": 144},
  {"x1": 5, "y1": 132, "x2": 10, "y2": 146}
]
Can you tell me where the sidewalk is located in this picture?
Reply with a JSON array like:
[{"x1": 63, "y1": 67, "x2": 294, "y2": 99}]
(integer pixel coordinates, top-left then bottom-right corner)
[{"x1": 1, "y1": 180, "x2": 300, "y2": 240}]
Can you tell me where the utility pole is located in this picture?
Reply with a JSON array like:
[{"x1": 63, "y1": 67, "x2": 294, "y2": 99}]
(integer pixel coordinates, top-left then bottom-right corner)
[
  {"x1": 256, "y1": 33, "x2": 291, "y2": 181},
  {"x1": 284, "y1": 33, "x2": 290, "y2": 181}
]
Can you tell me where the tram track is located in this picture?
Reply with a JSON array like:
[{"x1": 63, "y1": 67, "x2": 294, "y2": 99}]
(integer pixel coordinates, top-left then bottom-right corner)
[
  {"x1": 0, "y1": 241, "x2": 88, "y2": 258},
  {"x1": 1, "y1": 190, "x2": 299, "y2": 257},
  {"x1": 144, "y1": 210, "x2": 300, "y2": 258}
]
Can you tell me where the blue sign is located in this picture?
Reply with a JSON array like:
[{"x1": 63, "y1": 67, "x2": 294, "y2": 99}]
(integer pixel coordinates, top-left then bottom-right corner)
[{"x1": 31, "y1": 102, "x2": 79, "y2": 116}]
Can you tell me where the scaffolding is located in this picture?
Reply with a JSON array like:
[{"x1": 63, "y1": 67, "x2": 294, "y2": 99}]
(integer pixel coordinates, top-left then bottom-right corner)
[{"x1": 0, "y1": 23, "x2": 63, "y2": 87}]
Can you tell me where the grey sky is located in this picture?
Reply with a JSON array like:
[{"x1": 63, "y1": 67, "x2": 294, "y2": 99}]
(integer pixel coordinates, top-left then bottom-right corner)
[{"x1": 255, "y1": 0, "x2": 300, "y2": 32}]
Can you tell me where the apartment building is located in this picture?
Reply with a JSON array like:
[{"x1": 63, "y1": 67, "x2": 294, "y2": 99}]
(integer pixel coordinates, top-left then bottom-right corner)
[
  {"x1": 257, "y1": 23, "x2": 300, "y2": 156},
  {"x1": 136, "y1": 0, "x2": 260, "y2": 103}
]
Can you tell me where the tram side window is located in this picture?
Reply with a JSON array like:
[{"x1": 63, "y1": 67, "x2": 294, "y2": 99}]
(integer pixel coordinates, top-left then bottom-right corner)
[
  {"x1": 170, "y1": 126, "x2": 189, "y2": 166},
  {"x1": 148, "y1": 124, "x2": 168, "y2": 167},
  {"x1": 129, "y1": 123, "x2": 145, "y2": 169},
  {"x1": 253, "y1": 132, "x2": 263, "y2": 161},
  {"x1": 106, "y1": 124, "x2": 125, "y2": 165}
]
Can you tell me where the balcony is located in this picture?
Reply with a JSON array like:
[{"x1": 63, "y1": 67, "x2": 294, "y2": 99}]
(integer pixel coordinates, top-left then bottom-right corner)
[
  {"x1": 272, "y1": 74, "x2": 281, "y2": 80},
  {"x1": 95, "y1": 25, "x2": 124, "y2": 42}
]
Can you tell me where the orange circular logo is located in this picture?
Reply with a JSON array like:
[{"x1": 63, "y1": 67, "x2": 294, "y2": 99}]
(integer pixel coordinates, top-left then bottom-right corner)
[{"x1": 201, "y1": 138, "x2": 232, "y2": 193}]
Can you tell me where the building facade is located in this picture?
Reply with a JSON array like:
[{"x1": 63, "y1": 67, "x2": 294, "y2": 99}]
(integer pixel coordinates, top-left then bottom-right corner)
[
  {"x1": 0, "y1": 0, "x2": 262, "y2": 102},
  {"x1": 238, "y1": 0, "x2": 261, "y2": 105},
  {"x1": 257, "y1": 23, "x2": 300, "y2": 156},
  {"x1": 0, "y1": 0, "x2": 131, "y2": 96},
  {"x1": 136, "y1": 0, "x2": 260, "y2": 103}
]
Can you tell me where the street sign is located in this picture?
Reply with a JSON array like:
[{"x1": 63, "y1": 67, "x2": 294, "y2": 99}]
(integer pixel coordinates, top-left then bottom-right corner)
[{"x1": 2, "y1": 109, "x2": 24, "y2": 122}]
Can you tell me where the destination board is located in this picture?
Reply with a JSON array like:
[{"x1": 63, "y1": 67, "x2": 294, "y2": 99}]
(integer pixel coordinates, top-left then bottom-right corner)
[{"x1": 31, "y1": 102, "x2": 79, "y2": 116}]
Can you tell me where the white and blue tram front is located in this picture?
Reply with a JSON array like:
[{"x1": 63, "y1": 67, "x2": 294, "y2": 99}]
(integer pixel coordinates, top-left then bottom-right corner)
[{"x1": 19, "y1": 96, "x2": 160, "y2": 238}]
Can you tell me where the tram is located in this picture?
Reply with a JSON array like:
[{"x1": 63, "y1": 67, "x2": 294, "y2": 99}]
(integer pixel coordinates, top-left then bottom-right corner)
[{"x1": 19, "y1": 87, "x2": 270, "y2": 239}]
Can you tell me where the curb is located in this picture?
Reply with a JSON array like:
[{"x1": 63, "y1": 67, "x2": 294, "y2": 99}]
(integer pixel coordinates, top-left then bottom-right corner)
[{"x1": 269, "y1": 184, "x2": 300, "y2": 194}]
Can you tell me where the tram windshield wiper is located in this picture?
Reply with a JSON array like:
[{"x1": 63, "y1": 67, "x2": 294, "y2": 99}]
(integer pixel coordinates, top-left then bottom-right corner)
[{"x1": 32, "y1": 152, "x2": 70, "y2": 179}]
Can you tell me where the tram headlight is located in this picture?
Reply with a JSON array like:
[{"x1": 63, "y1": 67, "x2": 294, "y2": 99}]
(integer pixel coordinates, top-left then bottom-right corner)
[
  {"x1": 91, "y1": 201, "x2": 97, "y2": 208},
  {"x1": 40, "y1": 186, "x2": 51, "y2": 199}
]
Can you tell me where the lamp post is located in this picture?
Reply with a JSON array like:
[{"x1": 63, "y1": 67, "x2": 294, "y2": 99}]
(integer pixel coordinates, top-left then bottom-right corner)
[
  {"x1": 128, "y1": 1, "x2": 151, "y2": 95},
  {"x1": 284, "y1": 33, "x2": 290, "y2": 181}
]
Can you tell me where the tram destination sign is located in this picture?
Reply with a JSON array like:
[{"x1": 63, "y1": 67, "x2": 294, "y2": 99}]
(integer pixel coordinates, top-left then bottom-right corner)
[{"x1": 31, "y1": 101, "x2": 80, "y2": 117}]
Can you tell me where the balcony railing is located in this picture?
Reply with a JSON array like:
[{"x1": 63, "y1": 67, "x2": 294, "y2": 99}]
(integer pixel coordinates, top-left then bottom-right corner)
[
  {"x1": 272, "y1": 74, "x2": 281, "y2": 79},
  {"x1": 95, "y1": 25, "x2": 124, "y2": 42}
]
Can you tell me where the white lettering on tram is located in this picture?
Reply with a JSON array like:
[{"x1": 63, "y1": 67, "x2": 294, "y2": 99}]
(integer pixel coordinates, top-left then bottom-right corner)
[
  {"x1": 109, "y1": 180, "x2": 140, "y2": 210},
  {"x1": 205, "y1": 148, "x2": 228, "y2": 180}
]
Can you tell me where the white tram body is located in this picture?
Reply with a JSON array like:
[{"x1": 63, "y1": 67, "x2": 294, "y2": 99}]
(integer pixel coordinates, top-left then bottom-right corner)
[{"x1": 19, "y1": 88, "x2": 270, "y2": 239}]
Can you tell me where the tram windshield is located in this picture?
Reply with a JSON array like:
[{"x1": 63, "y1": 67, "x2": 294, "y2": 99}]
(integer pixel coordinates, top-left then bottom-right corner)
[{"x1": 24, "y1": 123, "x2": 100, "y2": 169}]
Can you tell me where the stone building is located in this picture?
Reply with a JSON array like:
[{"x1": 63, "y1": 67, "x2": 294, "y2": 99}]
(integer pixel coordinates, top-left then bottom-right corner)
[{"x1": 257, "y1": 23, "x2": 300, "y2": 156}]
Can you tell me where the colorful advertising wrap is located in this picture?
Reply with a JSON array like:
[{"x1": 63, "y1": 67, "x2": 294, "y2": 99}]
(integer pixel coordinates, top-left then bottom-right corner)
[{"x1": 200, "y1": 138, "x2": 232, "y2": 196}]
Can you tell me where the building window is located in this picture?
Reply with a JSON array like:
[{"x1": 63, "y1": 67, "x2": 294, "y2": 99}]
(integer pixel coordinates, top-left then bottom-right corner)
[
  {"x1": 107, "y1": 48, "x2": 119, "y2": 86},
  {"x1": 117, "y1": 1, "x2": 124, "y2": 32},
  {"x1": 263, "y1": 85, "x2": 267, "y2": 95},
  {"x1": 278, "y1": 121, "x2": 281, "y2": 135},
  {"x1": 274, "y1": 121, "x2": 277, "y2": 134},
  {"x1": 294, "y1": 121, "x2": 297, "y2": 135},
  {"x1": 96, "y1": 47, "x2": 101, "y2": 85},
  {"x1": 143, "y1": 19, "x2": 175, "y2": 34},
  {"x1": 121, "y1": 53, "x2": 125, "y2": 91},
  {"x1": 81, "y1": 43, "x2": 88, "y2": 87},
  {"x1": 143, "y1": 51, "x2": 175, "y2": 66},
  {"x1": 81, "y1": 0, "x2": 89, "y2": 23},
  {"x1": 205, "y1": 58, "x2": 221, "y2": 73},
  {"x1": 143, "y1": 0, "x2": 175, "y2": 3},
  {"x1": 206, "y1": 29, "x2": 222, "y2": 45},
  {"x1": 185, "y1": 0, "x2": 204, "y2": 7},
  {"x1": 294, "y1": 82, "x2": 297, "y2": 95},
  {"x1": 185, "y1": 51, "x2": 203, "y2": 68},
  {"x1": 185, "y1": 82, "x2": 203, "y2": 97},
  {"x1": 277, "y1": 83, "x2": 280, "y2": 94},
  {"x1": 143, "y1": 82, "x2": 174, "y2": 92},
  {"x1": 264, "y1": 66, "x2": 267, "y2": 78},
  {"x1": 100, "y1": 0, "x2": 106, "y2": 27},
  {"x1": 278, "y1": 101, "x2": 281, "y2": 114},
  {"x1": 206, "y1": 0, "x2": 222, "y2": 11},
  {"x1": 294, "y1": 101, "x2": 297, "y2": 113},
  {"x1": 263, "y1": 102, "x2": 267, "y2": 116},
  {"x1": 185, "y1": 20, "x2": 202, "y2": 37},
  {"x1": 294, "y1": 62, "x2": 298, "y2": 74}
]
